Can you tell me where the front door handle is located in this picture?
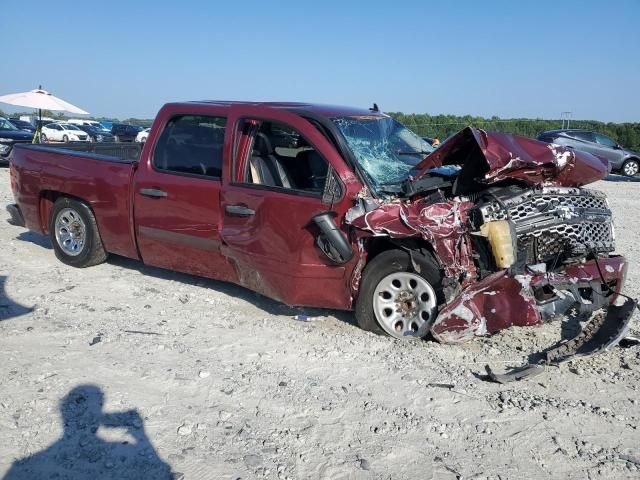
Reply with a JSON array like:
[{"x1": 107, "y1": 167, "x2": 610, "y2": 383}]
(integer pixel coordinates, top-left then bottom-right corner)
[
  {"x1": 225, "y1": 204, "x2": 255, "y2": 216},
  {"x1": 139, "y1": 188, "x2": 167, "y2": 198}
]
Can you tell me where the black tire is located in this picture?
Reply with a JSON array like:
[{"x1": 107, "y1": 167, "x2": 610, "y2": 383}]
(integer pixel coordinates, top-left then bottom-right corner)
[
  {"x1": 622, "y1": 158, "x2": 640, "y2": 177},
  {"x1": 40, "y1": 133, "x2": 47, "y2": 143},
  {"x1": 48, "y1": 197, "x2": 108, "y2": 268},
  {"x1": 114, "y1": 135, "x2": 120, "y2": 142},
  {"x1": 62, "y1": 134, "x2": 68, "y2": 143},
  {"x1": 355, "y1": 248, "x2": 443, "y2": 338}
]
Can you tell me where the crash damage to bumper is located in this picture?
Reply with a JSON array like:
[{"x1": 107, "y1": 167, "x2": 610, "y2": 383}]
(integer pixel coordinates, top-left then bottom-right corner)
[{"x1": 346, "y1": 127, "x2": 634, "y2": 363}]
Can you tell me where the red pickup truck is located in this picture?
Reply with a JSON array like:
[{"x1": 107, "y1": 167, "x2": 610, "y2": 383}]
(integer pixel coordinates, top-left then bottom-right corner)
[{"x1": 6, "y1": 101, "x2": 634, "y2": 352}]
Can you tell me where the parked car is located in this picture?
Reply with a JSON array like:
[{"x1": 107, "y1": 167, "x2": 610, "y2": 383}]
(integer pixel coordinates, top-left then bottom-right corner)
[
  {"x1": 135, "y1": 127, "x2": 150, "y2": 143},
  {"x1": 111, "y1": 123, "x2": 142, "y2": 142},
  {"x1": 8, "y1": 118, "x2": 36, "y2": 133},
  {"x1": 0, "y1": 117, "x2": 33, "y2": 165},
  {"x1": 537, "y1": 129, "x2": 640, "y2": 176},
  {"x1": 68, "y1": 119, "x2": 109, "y2": 131},
  {"x1": 75, "y1": 124, "x2": 115, "y2": 143},
  {"x1": 6, "y1": 101, "x2": 631, "y2": 355},
  {"x1": 100, "y1": 121, "x2": 113, "y2": 131},
  {"x1": 41, "y1": 123, "x2": 90, "y2": 143}
]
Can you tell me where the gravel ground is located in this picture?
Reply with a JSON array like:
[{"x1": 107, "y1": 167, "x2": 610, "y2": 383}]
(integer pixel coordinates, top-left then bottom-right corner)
[{"x1": 1, "y1": 167, "x2": 639, "y2": 479}]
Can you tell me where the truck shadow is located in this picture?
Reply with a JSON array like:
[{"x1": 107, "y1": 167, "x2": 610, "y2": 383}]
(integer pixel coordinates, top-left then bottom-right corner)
[
  {"x1": 12, "y1": 229, "x2": 356, "y2": 327},
  {"x1": 604, "y1": 174, "x2": 640, "y2": 183},
  {"x1": 16, "y1": 231, "x2": 53, "y2": 249},
  {"x1": 0, "y1": 276, "x2": 33, "y2": 321},
  {"x1": 2, "y1": 384, "x2": 175, "y2": 480},
  {"x1": 107, "y1": 255, "x2": 357, "y2": 326}
]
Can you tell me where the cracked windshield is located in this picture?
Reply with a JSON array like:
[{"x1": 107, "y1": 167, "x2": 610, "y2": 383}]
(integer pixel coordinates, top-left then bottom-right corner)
[{"x1": 332, "y1": 115, "x2": 433, "y2": 191}]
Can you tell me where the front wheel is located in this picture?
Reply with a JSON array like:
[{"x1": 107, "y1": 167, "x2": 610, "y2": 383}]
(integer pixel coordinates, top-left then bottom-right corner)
[
  {"x1": 40, "y1": 133, "x2": 47, "y2": 143},
  {"x1": 48, "y1": 197, "x2": 108, "y2": 268},
  {"x1": 622, "y1": 159, "x2": 639, "y2": 177},
  {"x1": 355, "y1": 249, "x2": 443, "y2": 339},
  {"x1": 62, "y1": 134, "x2": 69, "y2": 143}
]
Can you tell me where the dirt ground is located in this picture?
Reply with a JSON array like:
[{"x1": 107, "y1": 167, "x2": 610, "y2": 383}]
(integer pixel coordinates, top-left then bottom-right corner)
[{"x1": 1, "y1": 167, "x2": 639, "y2": 480}]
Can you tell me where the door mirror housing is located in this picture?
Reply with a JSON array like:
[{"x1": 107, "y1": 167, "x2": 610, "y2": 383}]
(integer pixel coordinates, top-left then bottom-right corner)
[{"x1": 310, "y1": 211, "x2": 353, "y2": 264}]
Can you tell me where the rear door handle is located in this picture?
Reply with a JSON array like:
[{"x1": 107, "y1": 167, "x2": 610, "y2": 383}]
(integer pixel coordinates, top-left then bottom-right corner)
[
  {"x1": 225, "y1": 204, "x2": 255, "y2": 216},
  {"x1": 139, "y1": 188, "x2": 167, "y2": 198}
]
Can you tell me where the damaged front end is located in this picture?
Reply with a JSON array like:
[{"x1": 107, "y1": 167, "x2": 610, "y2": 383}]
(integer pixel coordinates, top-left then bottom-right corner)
[{"x1": 344, "y1": 126, "x2": 633, "y2": 363}]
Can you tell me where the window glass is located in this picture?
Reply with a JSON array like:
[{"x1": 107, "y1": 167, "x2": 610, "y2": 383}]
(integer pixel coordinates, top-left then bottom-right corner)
[
  {"x1": 594, "y1": 133, "x2": 617, "y2": 148},
  {"x1": 153, "y1": 115, "x2": 226, "y2": 178},
  {"x1": 241, "y1": 120, "x2": 328, "y2": 194},
  {"x1": 568, "y1": 131, "x2": 594, "y2": 142}
]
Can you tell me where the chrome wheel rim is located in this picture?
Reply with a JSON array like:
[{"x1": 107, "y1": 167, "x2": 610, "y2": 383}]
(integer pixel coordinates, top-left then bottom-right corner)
[
  {"x1": 373, "y1": 272, "x2": 437, "y2": 339},
  {"x1": 55, "y1": 208, "x2": 86, "y2": 256},
  {"x1": 624, "y1": 161, "x2": 639, "y2": 176}
]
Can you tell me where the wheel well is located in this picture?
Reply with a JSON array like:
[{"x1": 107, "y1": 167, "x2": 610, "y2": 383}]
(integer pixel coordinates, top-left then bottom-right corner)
[
  {"x1": 364, "y1": 237, "x2": 438, "y2": 267},
  {"x1": 39, "y1": 191, "x2": 90, "y2": 234},
  {"x1": 624, "y1": 157, "x2": 640, "y2": 164}
]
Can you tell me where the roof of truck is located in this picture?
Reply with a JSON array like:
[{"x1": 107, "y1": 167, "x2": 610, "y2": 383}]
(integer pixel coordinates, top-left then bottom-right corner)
[{"x1": 186, "y1": 100, "x2": 385, "y2": 118}]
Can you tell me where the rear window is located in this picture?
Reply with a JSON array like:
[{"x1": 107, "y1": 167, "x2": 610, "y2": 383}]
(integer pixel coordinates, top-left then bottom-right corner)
[{"x1": 153, "y1": 115, "x2": 226, "y2": 178}]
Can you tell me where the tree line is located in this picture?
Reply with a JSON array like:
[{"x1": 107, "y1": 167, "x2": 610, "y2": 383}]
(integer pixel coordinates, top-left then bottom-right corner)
[
  {"x1": 388, "y1": 112, "x2": 640, "y2": 151},
  {"x1": 2, "y1": 107, "x2": 639, "y2": 150}
]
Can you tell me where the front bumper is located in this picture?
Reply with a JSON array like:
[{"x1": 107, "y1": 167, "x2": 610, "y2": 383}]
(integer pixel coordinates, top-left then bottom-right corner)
[{"x1": 429, "y1": 255, "x2": 628, "y2": 343}]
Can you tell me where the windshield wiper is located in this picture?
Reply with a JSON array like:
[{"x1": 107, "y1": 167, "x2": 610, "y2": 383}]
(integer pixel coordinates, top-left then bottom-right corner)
[{"x1": 397, "y1": 150, "x2": 431, "y2": 156}]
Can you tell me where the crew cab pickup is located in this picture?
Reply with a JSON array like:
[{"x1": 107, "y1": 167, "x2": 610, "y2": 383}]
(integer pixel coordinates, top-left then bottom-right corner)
[{"x1": 7, "y1": 101, "x2": 634, "y2": 350}]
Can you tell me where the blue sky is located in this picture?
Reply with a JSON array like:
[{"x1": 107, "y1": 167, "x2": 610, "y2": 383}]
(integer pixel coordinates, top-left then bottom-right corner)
[{"x1": 2, "y1": 0, "x2": 639, "y2": 122}]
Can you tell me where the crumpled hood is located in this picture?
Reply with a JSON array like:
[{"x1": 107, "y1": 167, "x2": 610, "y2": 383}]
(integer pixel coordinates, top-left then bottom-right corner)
[{"x1": 415, "y1": 127, "x2": 609, "y2": 188}]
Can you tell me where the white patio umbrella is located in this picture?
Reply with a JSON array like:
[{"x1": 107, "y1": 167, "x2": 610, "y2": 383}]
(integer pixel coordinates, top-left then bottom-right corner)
[{"x1": 0, "y1": 86, "x2": 89, "y2": 142}]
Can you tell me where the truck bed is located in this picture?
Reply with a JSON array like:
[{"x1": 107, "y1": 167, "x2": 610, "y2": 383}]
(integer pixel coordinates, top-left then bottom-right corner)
[
  {"x1": 23, "y1": 142, "x2": 143, "y2": 162},
  {"x1": 10, "y1": 143, "x2": 140, "y2": 259}
]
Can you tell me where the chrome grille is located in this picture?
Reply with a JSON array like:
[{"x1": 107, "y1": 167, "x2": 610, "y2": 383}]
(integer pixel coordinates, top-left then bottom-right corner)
[{"x1": 479, "y1": 187, "x2": 614, "y2": 263}]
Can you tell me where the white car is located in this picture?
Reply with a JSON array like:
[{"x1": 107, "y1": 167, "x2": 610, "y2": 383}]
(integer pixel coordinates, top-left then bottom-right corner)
[
  {"x1": 135, "y1": 128, "x2": 150, "y2": 143},
  {"x1": 41, "y1": 123, "x2": 89, "y2": 143}
]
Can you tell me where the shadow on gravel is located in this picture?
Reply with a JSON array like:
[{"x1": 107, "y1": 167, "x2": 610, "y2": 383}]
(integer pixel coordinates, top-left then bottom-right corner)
[
  {"x1": 16, "y1": 231, "x2": 52, "y2": 249},
  {"x1": 13, "y1": 232, "x2": 355, "y2": 326},
  {"x1": 3, "y1": 385, "x2": 175, "y2": 480},
  {"x1": 107, "y1": 255, "x2": 356, "y2": 326},
  {"x1": 604, "y1": 174, "x2": 640, "y2": 183},
  {"x1": 0, "y1": 276, "x2": 33, "y2": 321}
]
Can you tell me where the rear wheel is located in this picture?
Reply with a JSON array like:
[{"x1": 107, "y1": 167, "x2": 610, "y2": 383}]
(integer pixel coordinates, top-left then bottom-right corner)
[
  {"x1": 62, "y1": 134, "x2": 69, "y2": 143},
  {"x1": 114, "y1": 135, "x2": 120, "y2": 142},
  {"x1": 40, "y1": 133, "x2": 47, "y2": 143},
  {"x1": 622, "y1": 159, "x2": 639, "y2": 177},
  {"x1": 355, "y1": 249, "x2": 443, "y2": 339},
  {"x1": 48, "y1": 197, "x2": 108, "y2": 268}
]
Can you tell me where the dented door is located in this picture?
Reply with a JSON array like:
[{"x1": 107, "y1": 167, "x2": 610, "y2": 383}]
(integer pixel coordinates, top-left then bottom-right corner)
[{"x1": 219, "y1": 106, "x2": 360, "y2": 309}]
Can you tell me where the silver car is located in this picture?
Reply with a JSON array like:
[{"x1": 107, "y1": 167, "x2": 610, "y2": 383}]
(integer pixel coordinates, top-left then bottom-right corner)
[{"x1": 537, "y1": 129, "x2": 640, "y2": 176}]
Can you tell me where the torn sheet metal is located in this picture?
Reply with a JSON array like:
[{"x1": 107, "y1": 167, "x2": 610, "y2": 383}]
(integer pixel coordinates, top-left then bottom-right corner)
[
  {"x1": 429, "y1": 271, "x2": 540, "y2": 343},
  {"x1": 414, "y1": 127, "x2": 609, "y2": 188},
  {"x1": 427, "y1": 256, "x2": 628, "y2": 344},
  {"x1": 347, "y1": 198, "x2": 477, "y2": 282}
]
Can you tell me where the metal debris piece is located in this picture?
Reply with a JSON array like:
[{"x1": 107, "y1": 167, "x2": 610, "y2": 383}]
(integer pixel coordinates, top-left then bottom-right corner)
[{"x1": 483, "y1": 298, "x2": 637, "y2": 383}]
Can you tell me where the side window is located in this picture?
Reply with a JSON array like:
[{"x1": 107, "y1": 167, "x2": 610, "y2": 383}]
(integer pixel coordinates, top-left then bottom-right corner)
[
  {"x1": 594, "y1": 133, "x2": 617, "y2": 148},
  {"x1": 153, "y1": 115, "x2": 226, "y2": 178},
  {"x1": 240, "y1": 120, "x2": 328, "y2": 194},
  {"x1": 569, "y1": 131, "x2": 595, "y2": 143}
]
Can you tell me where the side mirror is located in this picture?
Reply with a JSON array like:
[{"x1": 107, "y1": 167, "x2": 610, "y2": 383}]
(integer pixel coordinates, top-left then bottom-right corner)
[
  {"x1": 310, "y1": 211, "x2": 353, "y2": 264},
  {"x1": 614, "y1": 144, "x2": 623, "y2": 150}
]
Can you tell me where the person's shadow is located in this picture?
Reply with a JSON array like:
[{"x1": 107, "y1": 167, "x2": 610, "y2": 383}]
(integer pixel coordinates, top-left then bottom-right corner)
[
  {"x1": 0, "y1": 276, "x2": 33, "y2": 321},
  {"x1": 3, "y1": 385, "x2": 174, "y2": 480}
]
